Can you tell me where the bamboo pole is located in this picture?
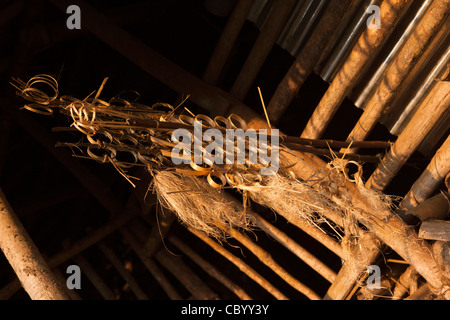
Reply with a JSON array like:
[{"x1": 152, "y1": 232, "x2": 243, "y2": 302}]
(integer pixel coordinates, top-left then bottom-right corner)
[
  {"x1": 401, "y1": 135, "x2": 450, "y2": 211},
  {"x1": 224, "y1": 226, "x2": 321, "y2": 300},
  {"x1": 187, "y1": 226, "x2": 288, "y2": 300},
  {"x1": 203, "y1": 0, "x2": 256, "y2": 85},
  {"x1": 301, "y1": 0, "x2": 410, "y2": 139},
  {"x1": 249, "y1": 211, "x2": 337, "y2": 284},
  {"x1": 345, "y1": 0, "x2": 450, "y2": 144},
  {"x1": 168, "y1": 235, "x2": 252, "y2": 300},
  {"x1": 230, "y1": 0, "x2": 296, "y2": 101},
  {"x1": 266, "y1": 0, "x2": 353, "y2": 124},
  {"x1": 0, "y1": 188, "x2": 69, "y2": 300},
  {"x1": 120, "y1": 228, "x2": 182, "y2": 300},
  {"x1": 366, "y1": 79, "x2": 450, "y2": 191},
  {"x1": 323, "y1": 231, "x2": 381, "y2": 300},
  {"x1": 97, "y1": 240, "x2": 149, "y2": 300},
  {"x1": 272, "y1": 208, "x2": 344, "y2": 259}
]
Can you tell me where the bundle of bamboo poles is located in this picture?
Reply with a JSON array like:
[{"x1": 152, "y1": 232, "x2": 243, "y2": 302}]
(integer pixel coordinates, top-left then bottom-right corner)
[{"x1": 9, "y1": 73, "x2": 450, "y2": 300}]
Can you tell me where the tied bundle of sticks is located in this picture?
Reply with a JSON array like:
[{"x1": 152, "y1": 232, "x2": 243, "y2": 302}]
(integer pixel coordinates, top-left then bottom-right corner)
[{"x1": 11, "y1": 74, "x2": 395, "y2": 265}]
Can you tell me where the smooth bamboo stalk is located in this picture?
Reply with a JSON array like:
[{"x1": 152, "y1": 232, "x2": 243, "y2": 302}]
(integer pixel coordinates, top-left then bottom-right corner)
[
  {"x1": 301, "y1": 0, "x2": 410, "y2": 139},
  {"x1": 267, "y1": 0, "x2": 353, "y2": 123},
  {"x1": 168, "y1": 235, "x2": 252, "y2": 300},
  {"x1": 224, "y1": 226, "x2": 320, "y2": 300},
  {"x1": 0, "y1": 188, "x2": 69, "y2": 300},
  {"x1": 203, "y1": 0, "x2": 256, "y2": 84},
  {"x1": 366, "y1": 80, "x2": 450, "y2": 191},
  {"x1": 187, "y1": 226, "x2": 288, "y2": 300},
  {"x1": 97, "y1": 240, "x2": 149, "y2": 300},
  {"x1": 345, "y1": 0, "x2": 450, "y2": 144},
  {"x1": 230, "y1": 0, "x2": 296, "y2": 100},
  {"x1": 250, "y1": 211, "x2": 337, "y2": 284}
]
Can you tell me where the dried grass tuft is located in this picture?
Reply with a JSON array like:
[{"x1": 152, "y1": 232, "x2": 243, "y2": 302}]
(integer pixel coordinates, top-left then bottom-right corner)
[{"x1": 153, "y1": 170, "x2": 254, "y2": 238}]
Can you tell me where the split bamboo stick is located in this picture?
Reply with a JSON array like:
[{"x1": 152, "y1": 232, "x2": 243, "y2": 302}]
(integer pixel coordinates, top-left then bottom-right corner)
[
  {"x1": 203, "y1": 0, "x2": 256, "y2": 84},
  {"x1": 267, "y1": 0, "x2": 353, "y2": 123},
  {"x1": 155, "y1": 249, "x2": 219, "y2": 300},
  {"x1": 345, "y1": 0, "x2": 450, "y2": 144},
  {"x1": 187, "y1": 226, "x2": 288, "y2": 300},
  {"x1": 120, "y1": 228, "x2": 182, "y2": 300},
  {"x1": 97, "y1": 240, "x2": 149, "y2": 300},
  {"x1": 230, "y1": 0, "x2": 296, "y2": 101},
  {"x1": 224, "y1": 226, "x2": 321, "y2": 300},
  {"x1": 366, "y1": 79, "x2": 450, "y2": 191},
  {"x1": 168, "y1": 235, "x2": 252, "y2": 300},
  {"x1": 301, "y1": 0, "x2": 410, "y2": 139},
  {"x1": 71, "y1": 254, "x2": 116, "y2": 300},
  {"x1": 0, "y1": 188, "x2": 69, "y2": 300},
  {"x1": 249, "y1": 211, "x2": 337, "y2": 284}
]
